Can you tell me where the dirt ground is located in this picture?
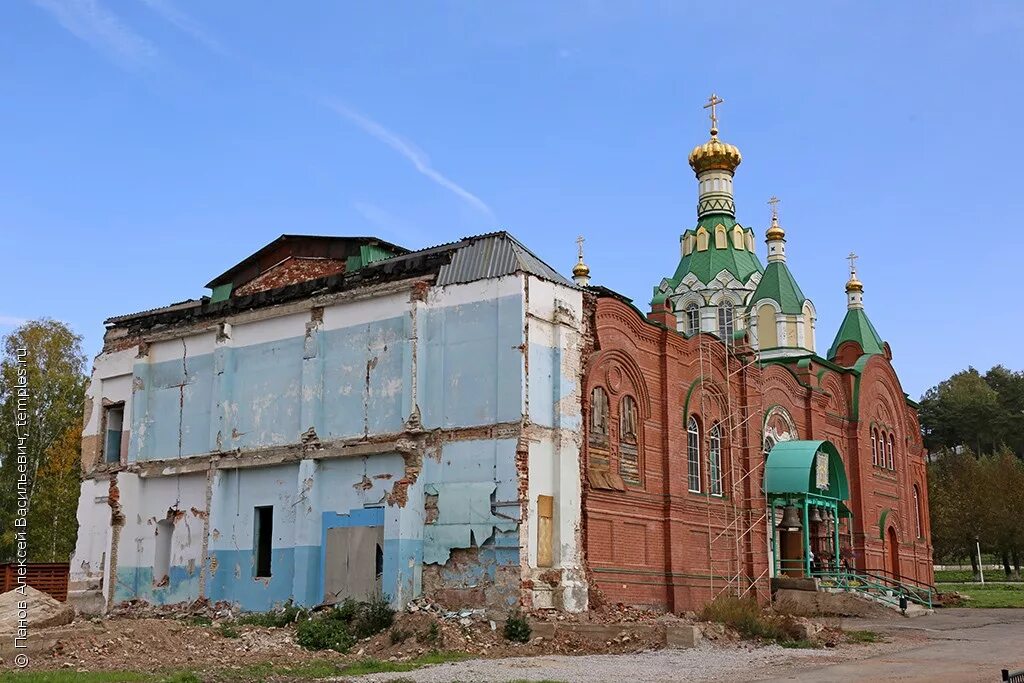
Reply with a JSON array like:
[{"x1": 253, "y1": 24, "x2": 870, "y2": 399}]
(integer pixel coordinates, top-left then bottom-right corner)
[
  {"x1": 11, "y1": 600, "x2": 675, "y2": 676},
  {"x1": 352, "y1": 608, "x2": 1024, "y2": 683}
]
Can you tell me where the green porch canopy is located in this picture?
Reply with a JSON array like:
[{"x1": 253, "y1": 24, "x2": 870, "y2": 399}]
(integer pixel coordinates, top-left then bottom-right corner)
[{"x1": 764, "y1": 440, "x2": 850, "y2": 502}]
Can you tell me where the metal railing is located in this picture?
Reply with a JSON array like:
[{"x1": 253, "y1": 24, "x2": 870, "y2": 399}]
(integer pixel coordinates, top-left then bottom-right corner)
[
  {"x1": 812, "y1": 568, "x2": 934, "y2": 610},
  {"x1": 1003, "y1": 669, "x2": 1024, "y2": 683}
]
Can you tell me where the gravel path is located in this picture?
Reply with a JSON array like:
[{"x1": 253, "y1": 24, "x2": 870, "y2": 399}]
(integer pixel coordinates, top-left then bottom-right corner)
[{"x1": 344, "y1": 643, "x2": 859, "y2": 683}]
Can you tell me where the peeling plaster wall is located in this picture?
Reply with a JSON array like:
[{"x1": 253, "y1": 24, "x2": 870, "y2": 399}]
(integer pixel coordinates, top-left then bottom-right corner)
[
  {"x1": 522, "y1": 276, "x2": 588, "y2": 611},
  {"x1": 112, "y1": 472, "x2": 208, "y2": 605},
  {"x1": 75, "y1": 273, "x2": 592, "y2": 613}
]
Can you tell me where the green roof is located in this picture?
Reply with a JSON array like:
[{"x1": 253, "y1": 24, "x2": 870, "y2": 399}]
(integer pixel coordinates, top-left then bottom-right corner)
[
  {"x1": 827, "y1": 308, "x2": 885, "y2": 359},
  {"x1": 748, "y1": 260, "x2": 807, "y2": 315},
  {"x1": 764, "y1": 440, "x2": 849, "y2": 500},
  {"x1": 666, "y1": 215, "x2": 764, "y2": 289}
]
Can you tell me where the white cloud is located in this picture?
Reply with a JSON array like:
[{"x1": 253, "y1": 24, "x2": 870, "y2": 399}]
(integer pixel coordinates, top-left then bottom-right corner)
[
  {"x1": 322, "y1": 99, "x2": 495, "y2": 221},
  {"x1": 32, "y1": 0, "x2": 158, "y2": 69},
  {"x1": 139, "y1": 0, "x2": 229, "y2": 56}
]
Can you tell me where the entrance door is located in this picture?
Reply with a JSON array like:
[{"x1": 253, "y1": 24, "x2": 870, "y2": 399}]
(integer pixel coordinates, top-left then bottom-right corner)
[
  {"x1": 323, "y1": 525, "x2": 384, "y2": 604},
  {"x1": 887, "y1": 526, "x2": 900, "y2": 580}
]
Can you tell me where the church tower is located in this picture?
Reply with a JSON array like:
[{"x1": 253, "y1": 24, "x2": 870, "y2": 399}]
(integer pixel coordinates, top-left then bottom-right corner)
[
  {"x1": 652, "y1": 94, "x2": 763, "y2": 341},
  {"x1": 827, "y1": 254, "x2": 885, "y2": 359},
  {"x1": 746, "y1": 199, "x2": 817, "y2": 357}
]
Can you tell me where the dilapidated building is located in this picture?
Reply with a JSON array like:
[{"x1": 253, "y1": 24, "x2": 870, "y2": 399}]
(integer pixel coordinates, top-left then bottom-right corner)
[
  {"x1": 71, "y1": 233, "x2": 589, "y2": 614},
  {"x1": 71, "y1": 101, "x2": 934, "y2": 616}
]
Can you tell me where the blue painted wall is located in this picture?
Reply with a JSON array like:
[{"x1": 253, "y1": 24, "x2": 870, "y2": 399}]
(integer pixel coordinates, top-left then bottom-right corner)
[{"x1": 118, "y1": 288, "x2": 557, "y2": 611}]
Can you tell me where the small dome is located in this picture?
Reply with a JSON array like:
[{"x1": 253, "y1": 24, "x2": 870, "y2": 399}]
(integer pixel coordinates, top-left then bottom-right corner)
[
  {"x1": 845, "y1": 276, "x2": 863, "y2": 293},
  {"x1": 688, "y1": 134, "x2": 742, "y2": 175},
  {"x1": 766, "y1": 214, "x2": 785, "y2": 241},
  {"x1": 572, "y1": 261, "x2": 590, "y2": 277}
]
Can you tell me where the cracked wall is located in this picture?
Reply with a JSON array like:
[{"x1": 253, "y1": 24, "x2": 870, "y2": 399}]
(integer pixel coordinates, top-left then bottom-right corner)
[{"x1": 74, "y1": 273, "x2": 590, "y2": 613}]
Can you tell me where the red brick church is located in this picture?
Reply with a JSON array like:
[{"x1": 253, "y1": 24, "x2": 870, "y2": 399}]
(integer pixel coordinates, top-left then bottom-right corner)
[{"x1": 575, "y1": 96, "x2": 933, "y2": 611}]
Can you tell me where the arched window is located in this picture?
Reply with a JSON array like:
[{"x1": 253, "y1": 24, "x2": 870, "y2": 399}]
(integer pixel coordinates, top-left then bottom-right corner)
[
  {"x1": 913, "y1": 485, "x2": 923, "y2": 539},
  {"x1": 871, "y1": 429, "x2": 878, "y2": 467},
  {"x1": 718, "y1": 302, "x2": 734, "y2": 345},
  {"x1": 589, "y1": 387, "x2": 609, "y2": 445},
  {"x1": 687, "y1": 416, "x2": 701, "y2": 493},
  {"x1": 619, "y1": 396, "x2": 640, "y2": 485},
  {"x1": 709, "y1": 423, "x2": 723, "y2": 496},
  {"x1": 887, "y1": 433, "x2": 895, "y2": 470},
  {"x1": 685, "y1": 303, "x2": 700, "y2": 336},
  {"x1": 696, "y1": 228, "x2": 709, "y2": 251}
]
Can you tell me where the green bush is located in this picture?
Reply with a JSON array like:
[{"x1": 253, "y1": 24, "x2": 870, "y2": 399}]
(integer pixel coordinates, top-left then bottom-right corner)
[
  {"x1": 390, "y1": 627, "x2": 411, "y2": 644},
  {"x1": 295, "y1": 617, "x2": 356, "y2": 652},
  {"x1": 218, "y1": 623, "x2": 240, "y2": 639},
  {"x1": 417, "y1": 622, "x2": 440, "y2": 646},
  {"x1": 353, "y1": 595, "x2": 395, "y2": 638},
  {"x1": 699, "y1": 596, "x2": 789, "y2": 642},
  {"x1": 236, "y1": 600, "x2": 308, "y2": 627},
  {"x1": 503, "y1": 610, "x2": 532, "y2": 643}
]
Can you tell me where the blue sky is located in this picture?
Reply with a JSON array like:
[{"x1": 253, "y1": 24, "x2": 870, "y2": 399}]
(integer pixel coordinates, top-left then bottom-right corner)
[{"x1": 2, "y1": 1, "x2": 1022, "y2": 398}]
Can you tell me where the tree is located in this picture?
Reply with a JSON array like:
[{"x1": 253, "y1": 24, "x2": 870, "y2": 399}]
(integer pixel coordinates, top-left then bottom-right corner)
[
  {"x1": 927, "y1": 450, "x2": 986, "y2": 574},
  {"x1": 919, "y1": 368, "x2": 1001, "y2": 455},
  {"x1": 984, "y1": 366, "x2": 1024, "y2": 459},
  {"x1": 980, "y1": 450, "x2": 1024, "y2": 579},
  {"x1": 0, "y1": 319, "x2": 87, "y2": 562},
  {"x1": 27, "y1": 424, "x2": 83, "y2": 562}
]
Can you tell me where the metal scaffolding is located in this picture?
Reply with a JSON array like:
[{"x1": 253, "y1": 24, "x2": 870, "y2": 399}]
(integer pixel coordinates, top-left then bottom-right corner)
[{"x1": 697, "y1": 308, "x2": 770, "y2": 602}]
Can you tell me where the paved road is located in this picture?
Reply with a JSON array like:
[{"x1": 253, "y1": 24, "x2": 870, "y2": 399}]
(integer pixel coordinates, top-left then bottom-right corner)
[
  {"x1": 764, "y1": 608, "x2": 1024, "y2": 683},
  {"x1": 346, "y1": 609, "x2": 1024, "y2": 682}
]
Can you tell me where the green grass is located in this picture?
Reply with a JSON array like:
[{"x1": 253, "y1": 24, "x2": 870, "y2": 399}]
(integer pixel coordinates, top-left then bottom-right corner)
[
  {"x1": 846, "y1": 629, "x2": 884, "y2": 644},
  {"x1": 935, "y1": 569, "x2": 1022, "y2": 583},
  {"x1": 0, "y1": 673, "x2": 198, "y2": 683},
  {"x1": 338, "y1": 651, "x2": 472, "y2": 676},
  {"x1": 942, "y1": 582, "x2": 1024, "y2": 608},
  {"x1": 0, "y1": 674, "x2": 152, "y2": 683},
  {"x1": 207, "y1": 661, "x2": 348, "y2": 681},
  {"x1": 777, "y1": 639, "x2": 820, "y2": 649}
]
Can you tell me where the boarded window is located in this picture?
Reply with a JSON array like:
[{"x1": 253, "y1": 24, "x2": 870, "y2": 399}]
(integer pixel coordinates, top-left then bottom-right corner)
[
  {"x1": 687, "y1": 416, "x2": 701, "y2": 492},
  {"x1": 589, "y1": 387, "x2": 609, "y2": 445},
  {"x1": 709, "y1": 423, "x2": 723, "y2": 496},
  {"x1": 619, "y1": 396, "x2": 640, "y2": 485},
  {"x1": 103, "y1": 403, "x2": 124, "y2": 464},
  {"x1": 254, "y1": 506, "x2": 273, "y2": 578}
]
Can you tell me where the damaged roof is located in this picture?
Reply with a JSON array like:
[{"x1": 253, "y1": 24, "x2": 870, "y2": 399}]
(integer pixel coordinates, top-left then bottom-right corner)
[{"x1": 105, "y1": 231, "x2": 572, "y2": 329}]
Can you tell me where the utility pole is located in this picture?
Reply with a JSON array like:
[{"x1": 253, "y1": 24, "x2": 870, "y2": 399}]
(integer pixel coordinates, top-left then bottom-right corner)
[{"x1": 976, "y1": 537, "x2": 985, "y2": 585}]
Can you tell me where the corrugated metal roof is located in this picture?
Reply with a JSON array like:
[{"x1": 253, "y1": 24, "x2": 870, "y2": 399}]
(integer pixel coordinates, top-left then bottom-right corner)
[
  {"x1": 105, "y1": 299, "x2": 204, "y2": 325},
  {"x1": 435, "y1": 232, "x2": 573, "y2": 287},
  {"x1": 105, "y1": 231, "x2": 572, "y2": 326}
]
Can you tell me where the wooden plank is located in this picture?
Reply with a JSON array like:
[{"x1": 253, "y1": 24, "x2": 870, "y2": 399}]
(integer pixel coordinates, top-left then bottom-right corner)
[{"x1": 537, "y1": 495, "x2": 554, "y2": 568}]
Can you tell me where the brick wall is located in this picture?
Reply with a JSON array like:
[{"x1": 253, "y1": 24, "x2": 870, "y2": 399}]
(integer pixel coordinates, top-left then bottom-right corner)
[{"x1": 581, "y1": 294, "x2": 934, "y2": 613}]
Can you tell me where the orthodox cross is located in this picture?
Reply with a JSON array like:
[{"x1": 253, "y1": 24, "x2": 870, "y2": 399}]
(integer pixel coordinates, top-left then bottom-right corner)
[
  {"x1": 704, "y1": 93, "x2": 724, "y2": 134},
  {"x1": 767, "y1": 195, "x2": 780, "y2": 220},
  {"x1": 847, "y1": 251, "x2": 859, "y2": 276},
  {"x1": 576, "y1": 234, "x2": 585, "y2": 262}
]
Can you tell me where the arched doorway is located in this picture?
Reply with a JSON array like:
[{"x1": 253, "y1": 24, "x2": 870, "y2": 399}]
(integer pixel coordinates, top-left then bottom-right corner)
[{"x1": 887, "y1": 526, "x2": 900, "y2": 580}]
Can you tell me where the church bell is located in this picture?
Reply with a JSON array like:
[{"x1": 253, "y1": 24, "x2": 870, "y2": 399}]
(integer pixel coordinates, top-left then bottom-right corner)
[
  {"x1": 778, "y1": 505, "x2": 802, "y2": 531},
  {"x1": 809, "y1": 506, "x2": 823, "y2": 524}
]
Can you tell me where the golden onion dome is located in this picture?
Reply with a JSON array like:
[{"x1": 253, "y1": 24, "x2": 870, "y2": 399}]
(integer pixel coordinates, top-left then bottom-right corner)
[
  {"x1": 572, "y1": 261, "x2": 590, "y2": 278},
  {"x1": 845, "y1": 275, "x2": 864, "y2": 293},
  {"x1": 765, "y1": 214, "x2": 785, "y2": 241},
  {"x1": 688, "y1": 133, "x2": 742, "y2": 175}
]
